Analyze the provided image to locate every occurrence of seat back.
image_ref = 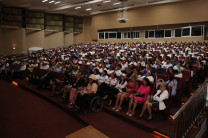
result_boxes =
[181,70,191,81]
[149,82,156,95]
[157,74,168,81]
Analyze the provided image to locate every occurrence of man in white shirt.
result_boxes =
[138,58,146,67]
[140,71,154,82]
[40,62,49,70]
[162,59,173,70]
[115,65,122,77]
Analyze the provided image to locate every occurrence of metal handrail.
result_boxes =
[172,80,208,120]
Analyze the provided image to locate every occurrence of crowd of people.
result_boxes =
[0,41,208,119]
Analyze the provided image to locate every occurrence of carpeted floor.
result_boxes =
[0,79,85,138]
[0,79,155,138]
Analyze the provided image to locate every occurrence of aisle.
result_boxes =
[0,79,85,138]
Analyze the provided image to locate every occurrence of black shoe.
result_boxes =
[138,116,143,119]
[147,117,153,121]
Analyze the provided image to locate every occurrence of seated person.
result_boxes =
[67,73,85,107]
[142,64,152,75]
[98,70,108,85]
[162,59,173,70]
[138,83,169,120]
[54,63,62,73]
[173,62,183,73]
[109,74,127,110]
[151,65,164,75]
[139,71,154,82]
[37,68,53,90]
[103,73,118,105]
[113,75,138,112]
[156,73,177,96]
[50,73,69,97]
[75,75,98,111]
[93,69,100,81]
[126,78,151,117]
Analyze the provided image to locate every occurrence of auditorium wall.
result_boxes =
[0,28,74,56]
[77,0,208,43]
[0,28,25,56]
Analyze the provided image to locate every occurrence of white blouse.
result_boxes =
[115,81,127,92]
[108,77,118,86]
[99,75,108,84]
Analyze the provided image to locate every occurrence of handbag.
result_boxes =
[135,94,145,97]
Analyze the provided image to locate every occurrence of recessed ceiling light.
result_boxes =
[113,2,121,5]
[42,0,48,2]
[49,1,55,3]
[55,1,61,4]
[103,0,111,3]
[75,7,81,9]
[86,8,92,11]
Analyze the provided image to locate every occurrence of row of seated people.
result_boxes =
[31,66,179,120]
[31,62,192,102]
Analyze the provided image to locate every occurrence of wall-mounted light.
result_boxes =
[12,42,16,50]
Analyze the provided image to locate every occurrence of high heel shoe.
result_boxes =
[112,106,117,110]
[126,110,131,115]
[147,117,153,121]
[138,115,143,119]
[108,100,112,106]
[116,107,122,112]
[129,111,135,117]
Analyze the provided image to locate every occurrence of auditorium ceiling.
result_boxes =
[0,0,185,16]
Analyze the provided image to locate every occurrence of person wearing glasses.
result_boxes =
[138,83,169,121]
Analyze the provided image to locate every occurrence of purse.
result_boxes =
[135,94,145,97]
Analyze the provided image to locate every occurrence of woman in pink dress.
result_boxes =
[126,78,151,117]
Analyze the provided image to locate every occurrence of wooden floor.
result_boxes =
[66,125,109,138]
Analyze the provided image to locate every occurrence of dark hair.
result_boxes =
[185,62,192,69]
[143,77,151,86]
[94,69,99,74]
[90,80,97,85]
[173,69,178,74]
[119,75,126,85]
[103,70,107,75]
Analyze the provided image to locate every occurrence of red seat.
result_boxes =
[157,74,168,81]
[174,77,183,103]
[181,70,191,94]
[149,82,155,96]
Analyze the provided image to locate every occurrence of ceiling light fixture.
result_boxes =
[75,7,81,9]
[86,8,92,11]
[103,0,111,3]
[49,1,55,3]
[113,2,121,5]
[55,1,61,4]
[42,0,48,2]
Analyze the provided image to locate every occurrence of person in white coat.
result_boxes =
[138,83,169,120]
